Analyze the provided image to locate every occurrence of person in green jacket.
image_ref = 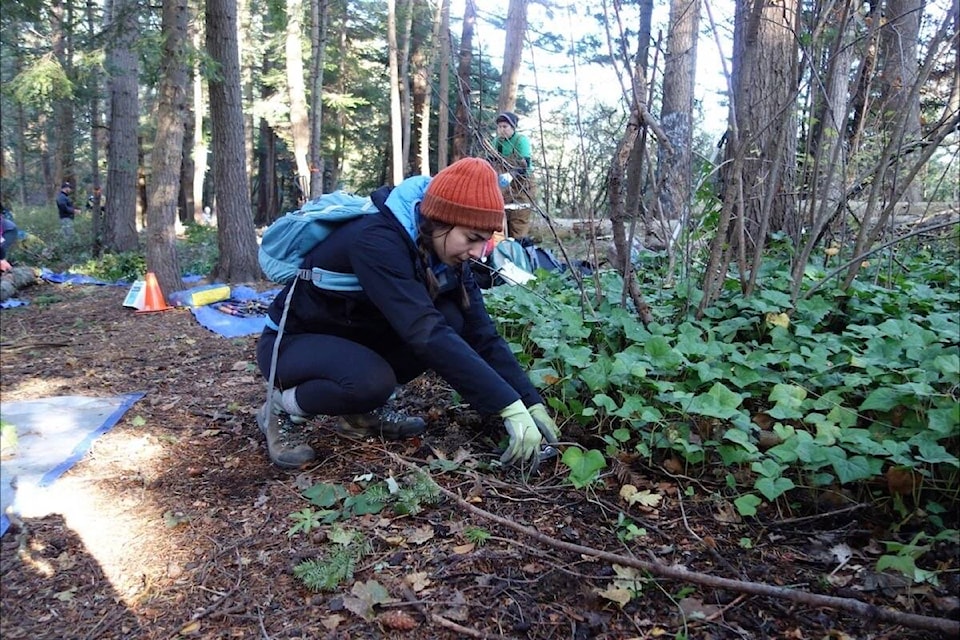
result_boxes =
[493,112,535,240]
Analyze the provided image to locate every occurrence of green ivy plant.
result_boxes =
[484,248,959,547]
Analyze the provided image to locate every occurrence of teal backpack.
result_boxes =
[258,191,379,413]
[258,191,379,290]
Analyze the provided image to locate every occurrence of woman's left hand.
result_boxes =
[528,403,560,443]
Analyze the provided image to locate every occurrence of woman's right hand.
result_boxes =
[499,399,541,469]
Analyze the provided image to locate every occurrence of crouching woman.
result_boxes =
[255,158,560,470]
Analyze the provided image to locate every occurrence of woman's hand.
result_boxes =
[527,403,560,443]
[499,400,541,469]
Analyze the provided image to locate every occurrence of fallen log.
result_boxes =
[0,266,40,302]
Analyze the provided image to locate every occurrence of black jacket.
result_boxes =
[266,183,542,415]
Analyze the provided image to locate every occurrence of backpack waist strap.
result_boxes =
[298,267,363,292]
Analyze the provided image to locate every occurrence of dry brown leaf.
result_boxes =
[178,620,201,635]
[405,572,431,592]
[886,466,921,496]
[321,613,344,630]
[406,525,434,545]
[662,456,684,475]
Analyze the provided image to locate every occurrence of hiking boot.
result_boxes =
[257,399,316,469]
[336,407,427,440]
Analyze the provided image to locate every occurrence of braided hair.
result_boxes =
[416,214,471,309]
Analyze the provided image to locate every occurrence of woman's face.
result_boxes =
[496,121,515,139]
[430,225,493,267]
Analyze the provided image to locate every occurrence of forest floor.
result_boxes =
[1,274,958,640]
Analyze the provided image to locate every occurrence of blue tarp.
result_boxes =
[0,393,145,537]
[190,285,280,338]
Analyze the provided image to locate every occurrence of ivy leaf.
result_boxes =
[734,493,762,517]
[913,440,960,467]
[686,383,744,420]
[767,383,807,420]
[927,404,960,437]
[859,387,904,411]
[561,448,607,489]
[755,476,795,501]
[832,454,882,484]
[303,482,349,508]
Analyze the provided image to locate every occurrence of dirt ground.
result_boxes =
[1,278,957,640]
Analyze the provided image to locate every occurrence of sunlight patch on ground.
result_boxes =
[14,427,181,604]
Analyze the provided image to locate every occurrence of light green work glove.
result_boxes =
[528,403,560,444]
[499,399,541,468]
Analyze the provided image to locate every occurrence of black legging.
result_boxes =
[256,297,465,417]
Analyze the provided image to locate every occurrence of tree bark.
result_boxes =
[398,0,414,172]
[51,0,75,189]
[192,23,207,224]
[307,0,329,197]
[286,0,310,201]
[388,0,404,184]
[657,0,700,244]
[452,0,476,162]
[85,0,105,256]
[879,0,922,203]
[498,0,528,113]
[720,0,800,295]
[256,51,279,226]
[104,0,141,253]
[437,0,451,170]
[145,0,188,299]
[206,0,261,282]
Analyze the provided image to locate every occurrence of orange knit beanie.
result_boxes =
[421,158,504,232]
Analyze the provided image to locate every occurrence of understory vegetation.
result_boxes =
[482,230,959,586]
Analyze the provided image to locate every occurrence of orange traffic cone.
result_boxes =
[136,272,173,313]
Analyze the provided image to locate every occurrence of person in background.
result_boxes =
[255,157,560,470]
[0,225,11,273]
[56,181,81,238]
[492,111,535,240]
[86,186,105,215]
[0,202,17,270]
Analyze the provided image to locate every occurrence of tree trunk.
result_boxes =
[437,0,451,170]
[328,17,348,192]
[417,0,446,176]
[256,116,278,226]
[192,23,207,224]
[307,0,329,197]
[286,0,310,201]
[790,1,856,297]
[104,0,141,253]
[256,51,280,226]
[656,0,700,247]
[624,0,654,228]
[388,0,404,184]
[879,0,922,203]
[719,0,800,295]
[146,0,188,299]
[180,99,196,225]
[398,0,414,172]
[498,0,528,112]
[452,0,477,162]
[239,0,255,205]
[51,0,75,188]
[206,0,261,282]
[85,0,105,256]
